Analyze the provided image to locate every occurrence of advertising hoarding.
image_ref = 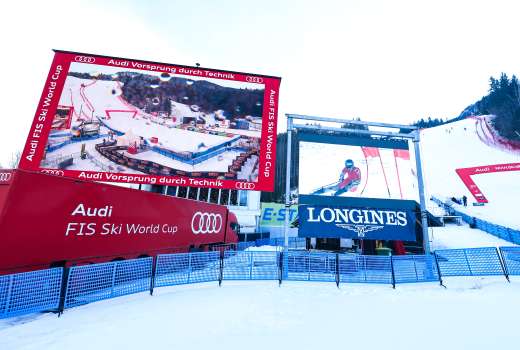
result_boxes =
[260,202,297,227]
[298,204,416,241]
[19,51,281,191]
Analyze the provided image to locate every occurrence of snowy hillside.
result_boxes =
[420,116,520,229]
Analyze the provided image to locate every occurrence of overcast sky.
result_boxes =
[1,0,519,166]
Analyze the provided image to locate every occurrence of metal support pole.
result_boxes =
[413,131,431,254]
[433,252,446,288]
[390,255,396,289]
[335,253,340,288]
[150,257,157,295]
[284,116,293,253]
[278,251,283,286]
[496,247,510,283]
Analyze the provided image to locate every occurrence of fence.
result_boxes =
[0,268,62,319]
[431,196,520,244]
[3,246,520,320]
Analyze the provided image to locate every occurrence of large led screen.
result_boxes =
[20,51,281,191]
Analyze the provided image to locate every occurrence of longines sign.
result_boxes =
[298,205,416,241]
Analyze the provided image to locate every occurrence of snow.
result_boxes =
[420,117,520,229]
[430,224,516,250]
[1,279,520,350]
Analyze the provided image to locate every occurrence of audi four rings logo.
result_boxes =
[0,173,11,182]
[235,182,256,190]
[41,169,64,176]
[191,212,223,234]
[74,56,95,63]
[246,76,263,83]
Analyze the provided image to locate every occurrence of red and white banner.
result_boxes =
[19,50,281,191]
[456,162,520,203]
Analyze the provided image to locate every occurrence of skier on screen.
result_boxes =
[334,159,361,196]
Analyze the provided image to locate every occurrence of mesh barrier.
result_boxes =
[222,251,280,280]
[155,252,220,287]
[431,196,518,246]
[338,255,393,284]
[0,268,62,319]
[499,247,520,276]
[64,258,152,308]
[392,255,439,283]
[284,251,336,282]
[435,247,504,277]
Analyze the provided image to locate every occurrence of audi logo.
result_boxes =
[191,212,222,234]
[74,55,95,63]
[246,76,263,84]
[0,172,11,182]
[41,169,64,176]
[235,182,256,190]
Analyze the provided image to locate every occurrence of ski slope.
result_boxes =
[2,280,520,350]
[420,116,520,229]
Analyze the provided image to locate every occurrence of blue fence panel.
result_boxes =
[155,252,220,287]
[435,247,504,277]
[64,258,152,308]
[223,251,253,280]
[188,252,221,283]
[338,255,393,284]
[237,241,256,251]
[309,252,336,282]
[284,251,311,281]
[392,255,439,283]
[155,253,190,286]
[509,230,520,244]
[251,252,280,280]
[0,268,62,319]
[500,247,520,276]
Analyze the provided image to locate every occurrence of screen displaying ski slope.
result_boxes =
[19,51,281,191]
[298,141,418,200]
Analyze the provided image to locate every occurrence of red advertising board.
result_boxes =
[19,50,281,191]
[455,162,520,203]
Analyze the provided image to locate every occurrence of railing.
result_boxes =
[431,196,520,244]
[2,246,520,319]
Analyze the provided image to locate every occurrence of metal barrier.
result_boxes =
[0,268,62,319]
[284,251,337,282]
[155,252,220,287]
[499,247,520,275]
[64,258,153,308]
[3,244,520,320]
[222,251,280,280]
[392,255,439,283]
[435,247,504,277]
[338,255,393,284]
[431,196,520,245]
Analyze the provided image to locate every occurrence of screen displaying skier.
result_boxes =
[298,141,418,200]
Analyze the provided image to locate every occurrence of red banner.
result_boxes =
[455,162,520,203]
[19,51,281,191]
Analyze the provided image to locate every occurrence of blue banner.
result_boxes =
[298,204,417,241]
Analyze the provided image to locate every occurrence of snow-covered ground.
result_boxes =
[430,223,516,250]
[420,117,520,229]
[2,279,520,350]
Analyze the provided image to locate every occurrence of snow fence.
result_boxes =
[3,246,520,319]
